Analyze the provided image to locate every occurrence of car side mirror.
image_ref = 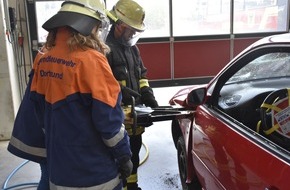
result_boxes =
[187,87,206,107]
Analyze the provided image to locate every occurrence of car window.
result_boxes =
[227,52,290,84]
[216,48,290,148]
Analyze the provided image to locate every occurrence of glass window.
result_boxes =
[34,0,289,41]
[234,0,289,33]
[106,0,170,37]
[35,1,63,43]
[227,52,290,83]
[172,0,231,36]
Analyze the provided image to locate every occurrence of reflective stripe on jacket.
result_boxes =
[7,52,46,163]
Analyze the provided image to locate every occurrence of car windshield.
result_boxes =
[227,52,290,84]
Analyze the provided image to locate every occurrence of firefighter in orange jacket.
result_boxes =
[106,1,159,189]
[8,0,132,189]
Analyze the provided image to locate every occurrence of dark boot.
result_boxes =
[127,183,141,190]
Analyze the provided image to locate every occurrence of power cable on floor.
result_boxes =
[2,142,149,190]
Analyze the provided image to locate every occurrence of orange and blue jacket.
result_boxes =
[8,49,47,163]
[8,28,131,189]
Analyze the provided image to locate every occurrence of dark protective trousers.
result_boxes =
[124,134,142,190]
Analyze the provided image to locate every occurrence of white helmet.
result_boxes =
[43,0,109,36]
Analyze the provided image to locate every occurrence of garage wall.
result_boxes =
[173,39,231,78]
[0,0,31,140]
[234,38,261,55]
[0,0,17,140]
[138,42,171,80]
[138,37,261,82]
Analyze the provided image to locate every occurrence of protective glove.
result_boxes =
[121,85,141,106]
[140,86,159,108]
[119,158,133,179]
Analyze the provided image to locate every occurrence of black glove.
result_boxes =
[140,86,159,108]
[119,158,133,179]
[121,85,141,105]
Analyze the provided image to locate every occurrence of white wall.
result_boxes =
[0,0,30,140]
[0,0,15,140]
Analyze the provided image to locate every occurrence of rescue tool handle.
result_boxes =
[130,96,137,135]
[121,85,141,98]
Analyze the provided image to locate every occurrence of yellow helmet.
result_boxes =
[43,0,108,36]
[109,0,145,32]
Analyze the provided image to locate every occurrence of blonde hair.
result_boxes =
[44,25,110,55]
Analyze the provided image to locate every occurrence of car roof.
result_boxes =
[251,33,290,48]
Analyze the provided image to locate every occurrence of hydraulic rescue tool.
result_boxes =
[121,86,193,134]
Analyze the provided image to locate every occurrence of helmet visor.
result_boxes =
[42,12,100,36]
[98,17,110,41]
[119,23,142,47]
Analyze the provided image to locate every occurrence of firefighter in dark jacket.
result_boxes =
[106,0,159,189]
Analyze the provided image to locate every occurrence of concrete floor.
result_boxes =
[0,86,187,190]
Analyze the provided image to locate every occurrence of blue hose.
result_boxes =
[2,160,38,190]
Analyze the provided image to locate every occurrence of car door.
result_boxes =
[191,45,290,190]
[192,104,290,190]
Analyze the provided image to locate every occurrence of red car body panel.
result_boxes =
[170,33,290,190]
[172,93,290,189]
[193,105,290,189]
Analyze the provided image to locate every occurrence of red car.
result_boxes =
[169,33,290,190]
